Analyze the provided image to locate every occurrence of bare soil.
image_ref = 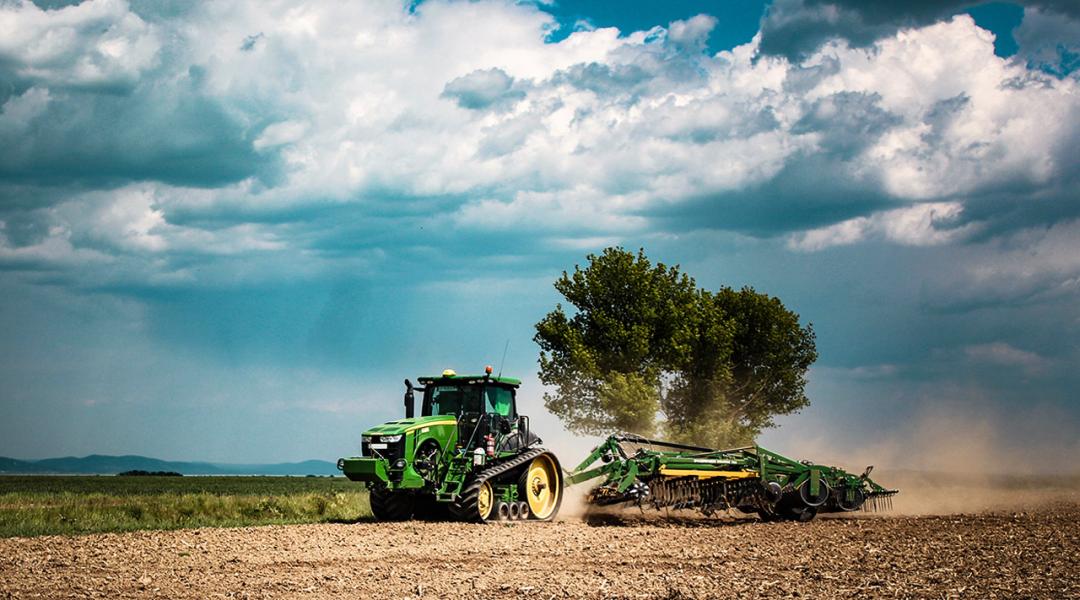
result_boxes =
[2,504,1078,599]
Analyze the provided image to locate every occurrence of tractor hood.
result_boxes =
[363,414,457,436]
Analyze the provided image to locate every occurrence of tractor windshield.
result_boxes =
[425,385,484,416]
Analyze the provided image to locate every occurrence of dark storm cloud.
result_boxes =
[757,0,972,61]
[0,86,276,189]
[644,156,895,237]
[1013,6,1080,75]
[0,4,283,194]
[758,0,1080,61]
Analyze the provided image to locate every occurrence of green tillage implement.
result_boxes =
[567,434,897,521]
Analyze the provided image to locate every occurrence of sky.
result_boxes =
[1,0,1078,472]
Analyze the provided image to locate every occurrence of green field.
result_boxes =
[0,476,371,538]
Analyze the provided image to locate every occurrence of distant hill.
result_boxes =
[0,455,339,476]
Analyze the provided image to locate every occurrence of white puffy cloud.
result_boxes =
[0,0,160,89]
[666,14,717,53]
[789,202,976,251]
[808,17,1079,200]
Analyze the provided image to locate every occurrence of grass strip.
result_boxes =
[0,476,371,537]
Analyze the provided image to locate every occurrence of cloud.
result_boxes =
[789,202,975,251]
[963,342,1051,375]
[0,0,161,91]
[441,68,525,110]
[665,14,717,54]
[757,0,1080,62]
[1014,6,1080,76]
[791,91,900,158]
[0,1,1076,307]
[253,120,309,152]
[922,218,1080,310]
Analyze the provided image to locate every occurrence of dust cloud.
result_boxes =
[555,479,594,521]
[775,402,1080,516]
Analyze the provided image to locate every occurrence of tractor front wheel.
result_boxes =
[369,487,415,521]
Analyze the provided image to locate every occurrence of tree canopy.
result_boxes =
[535,247,817,448]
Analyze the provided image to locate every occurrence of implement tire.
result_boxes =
[369,488,415,521]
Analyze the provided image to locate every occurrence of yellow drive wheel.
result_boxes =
[477,481,494,521]
[523,453,562,520]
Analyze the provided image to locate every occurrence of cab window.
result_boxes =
[485,386,514,417]
[428,385,483,416]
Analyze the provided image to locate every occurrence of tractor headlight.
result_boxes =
[380,434,403,443]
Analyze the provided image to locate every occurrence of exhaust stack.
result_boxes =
[403,379,415,419]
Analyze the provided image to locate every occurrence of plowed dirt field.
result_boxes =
[2,503,1078,599]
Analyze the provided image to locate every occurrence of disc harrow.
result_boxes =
[568,434,898,522]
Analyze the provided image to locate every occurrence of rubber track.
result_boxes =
[449,447,549,523]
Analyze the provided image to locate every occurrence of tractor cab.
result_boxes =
[414,369,523,451]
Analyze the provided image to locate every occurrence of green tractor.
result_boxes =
[337,368,563,522]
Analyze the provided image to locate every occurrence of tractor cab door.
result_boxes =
[486,385,536,451]
[424,384,487,448]
[484,385,515,420]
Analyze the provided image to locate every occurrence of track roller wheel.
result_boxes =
[520,452,562,520]
[369,487,415,521]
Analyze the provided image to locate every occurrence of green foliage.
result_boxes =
[0,476,370,538]
[595,372,661,435]
[536,247,817,448]
[536,248,697,436]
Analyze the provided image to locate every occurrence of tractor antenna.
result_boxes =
[497,339,510,379]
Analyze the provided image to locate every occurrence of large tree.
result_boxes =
[535,247,817,448]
